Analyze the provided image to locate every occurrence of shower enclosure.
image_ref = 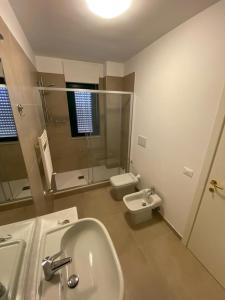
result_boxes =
[0,60,31,204]
[39,85,133,192]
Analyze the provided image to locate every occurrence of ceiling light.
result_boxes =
[86,0,132,19]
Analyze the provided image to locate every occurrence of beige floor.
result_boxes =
[54,186,225,300]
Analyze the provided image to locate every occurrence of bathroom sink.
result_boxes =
[61,218,124,300]
[0,219,36,300]
[37,218,124,300]
[0,240,25,300]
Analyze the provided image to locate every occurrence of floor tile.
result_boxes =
[53,187,225,300]
[54,192,84,212]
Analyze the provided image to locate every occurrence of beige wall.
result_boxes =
[104,61,124,77]
[36,56,104,83]
[36,57,124,82]
[125,0,225,236]
[0,17,49,215]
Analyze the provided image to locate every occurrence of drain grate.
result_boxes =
[22,186,30,191]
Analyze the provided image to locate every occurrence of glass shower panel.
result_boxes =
[39,84,133,191]
[40,86,90,191]
[0,147,30,203]
[0,182,13,203]
[86,91,109,183]
[120,94,132,172]
[0,59,32,204]
[87,92,132,184]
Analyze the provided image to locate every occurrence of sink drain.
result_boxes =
[58,219,70,225]
[67,274,79,289]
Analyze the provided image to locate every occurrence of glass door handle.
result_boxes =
[210,179,224,190]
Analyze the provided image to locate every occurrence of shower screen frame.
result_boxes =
[38,87,134,190]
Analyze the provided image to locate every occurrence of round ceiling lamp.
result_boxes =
[86,0,133,19]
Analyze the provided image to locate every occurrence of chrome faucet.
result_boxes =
[146,187,155,197]
[42,251,72,281]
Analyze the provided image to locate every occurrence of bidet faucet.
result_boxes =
[42,251,72,281]
[146,187,155,198]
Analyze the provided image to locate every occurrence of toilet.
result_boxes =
[110,173,140,200]
[123,189,162,224]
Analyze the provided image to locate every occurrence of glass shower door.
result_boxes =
[39,84,133,190]
[87,92,131,184]
[0,181,13,203]
[39,80,91,191]
[85,90,105,184]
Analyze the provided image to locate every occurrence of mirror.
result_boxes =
[0,59,31,204]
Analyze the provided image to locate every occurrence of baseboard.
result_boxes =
[159,212,183,240]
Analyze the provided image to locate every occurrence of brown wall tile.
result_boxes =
[0,142,27,181]
[123,72,135,92]
[0,17,50,216]
[38,72,107,172]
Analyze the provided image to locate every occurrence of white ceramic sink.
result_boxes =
[37,218,124,300]
[0,240,25,300]
[61,218,124,300]
[0,219,36,300]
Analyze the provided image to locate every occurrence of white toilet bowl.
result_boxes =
[110,173,140,200]
[123,189,162,224]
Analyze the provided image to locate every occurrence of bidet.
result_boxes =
[123,189,162,224]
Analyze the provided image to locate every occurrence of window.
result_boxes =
[66,82,100,137]
[0,78,18,142]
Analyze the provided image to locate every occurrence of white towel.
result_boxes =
[38,129,53,190]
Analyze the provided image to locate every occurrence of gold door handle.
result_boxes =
[210,179,224,190]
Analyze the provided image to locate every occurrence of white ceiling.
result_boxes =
[9,0,219,62]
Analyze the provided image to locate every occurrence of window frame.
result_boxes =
[66,82,100,137]
[0,77,18,142]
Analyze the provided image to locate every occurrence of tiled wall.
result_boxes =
[0,17,51,216]
[38,72,106,172]
[37,73,134,173]
[0,142,27,181]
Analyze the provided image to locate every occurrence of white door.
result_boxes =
[188,121,225,288]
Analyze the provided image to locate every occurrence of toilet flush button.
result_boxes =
[183,167,194,178]
[138,135,147,148]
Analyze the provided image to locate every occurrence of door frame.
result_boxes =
[183,84,225,245]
